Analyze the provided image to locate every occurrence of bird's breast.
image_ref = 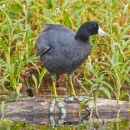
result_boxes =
[41,42,91,74]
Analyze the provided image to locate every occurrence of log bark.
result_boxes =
[0,97,130,124]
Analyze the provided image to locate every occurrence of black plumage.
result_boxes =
[36,21,105,75]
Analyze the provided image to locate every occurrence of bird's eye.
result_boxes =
[94,24,97,27]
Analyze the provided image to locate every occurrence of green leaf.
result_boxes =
[39,68,47,81]
[32,74,38,88]
[86,64,97,77]
[12,19,24,32]
[24,55,37,63]
[1,101,6,115]
[121,24,130,38]
[14,0,23,7]
[72,6,89,16]
[64,12,71,27]
[5,109,30,116]
[84,79,94,86]
[27,10,32,23]
[89,88,97,94]
[98,74,104,82]
[100,81,114,92]
[111,62,123,70]
[8,5,23,13]
[78,100,89,117]
[30,4,43,9]
[112,51,119,65]
[119,92,127,100]
[99,87,111,99]
[43,8,54,23]
[122,39,130,50]
[103,53,112,64]
[0,39,8,53]
[12,34,20,41]
[46,0,53,9]
[0,9,12,26]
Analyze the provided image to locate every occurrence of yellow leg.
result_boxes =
[51,75,57,97]
[68,74,76,96]
[50,75,66,115]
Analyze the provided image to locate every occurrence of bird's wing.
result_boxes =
[35,25,51,56]
[35,38,51,56]
[35,37,51,56]
[35,24,75,55]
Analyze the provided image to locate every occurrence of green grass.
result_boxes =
[0,0,130,121]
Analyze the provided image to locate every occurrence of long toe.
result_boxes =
[64,95,93,103]
[49,98,56,114]
[49,97,67,115]
[76,96,93,102]
[57,100,66,115]
[64,96,75,103]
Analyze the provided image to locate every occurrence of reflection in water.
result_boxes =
[2,119,129,130]
[0,119,130,130]
[49,112,90,128]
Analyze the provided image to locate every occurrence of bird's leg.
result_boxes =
[65,74,92,103]
[49,74,66,115]
[64,74,77,102]
[49,74,57,114]
[68,74,76,96]
[51,74,58,98]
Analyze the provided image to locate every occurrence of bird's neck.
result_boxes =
[75,29,90,43]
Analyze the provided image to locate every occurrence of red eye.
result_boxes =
[94,24,97,27]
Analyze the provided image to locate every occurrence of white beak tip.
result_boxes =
[98,26,106,37]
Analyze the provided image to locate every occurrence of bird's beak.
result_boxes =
[98,26,106,37]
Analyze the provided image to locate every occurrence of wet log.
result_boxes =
[0,97,130,124]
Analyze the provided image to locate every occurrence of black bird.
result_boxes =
[35,21,105,113]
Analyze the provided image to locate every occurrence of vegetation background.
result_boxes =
[0,0,130,105]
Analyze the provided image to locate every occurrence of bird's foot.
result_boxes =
[64,95,93,103]
[76,95,93,102]
[49,112,66,127]
[49,97,66,115]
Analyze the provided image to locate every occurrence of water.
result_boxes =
[0,119,130,130]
